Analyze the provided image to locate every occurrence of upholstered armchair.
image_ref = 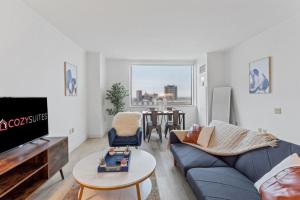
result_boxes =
[108,112,142,147]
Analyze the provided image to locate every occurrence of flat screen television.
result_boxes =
[0,97,48,153]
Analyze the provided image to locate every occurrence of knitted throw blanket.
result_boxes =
[173,120,278,156]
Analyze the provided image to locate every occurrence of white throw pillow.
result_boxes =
[254,153,300,191]
[112,112,141,136]
[197,127,215,147]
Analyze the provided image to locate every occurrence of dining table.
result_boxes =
[141,110,186,141]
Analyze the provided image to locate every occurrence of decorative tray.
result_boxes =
[97,149,131,173]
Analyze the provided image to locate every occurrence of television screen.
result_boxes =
[0,97,48,153]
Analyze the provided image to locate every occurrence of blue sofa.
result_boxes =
[170,131,300,200]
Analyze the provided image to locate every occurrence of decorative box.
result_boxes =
[98,150,131,173]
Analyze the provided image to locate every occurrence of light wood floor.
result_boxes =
[30,135,196,200]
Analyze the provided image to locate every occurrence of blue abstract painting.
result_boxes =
[249,57,270,94]
[64,62,77,96]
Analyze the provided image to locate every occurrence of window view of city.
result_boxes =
[131,65,193,106]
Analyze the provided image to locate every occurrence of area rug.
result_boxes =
[63,173,160,200]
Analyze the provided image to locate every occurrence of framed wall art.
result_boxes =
[64,62,78,96]
[249,57,270,94]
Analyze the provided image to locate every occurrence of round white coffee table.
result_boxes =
[73,149,156,200]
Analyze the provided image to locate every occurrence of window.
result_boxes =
[131,64,193,106]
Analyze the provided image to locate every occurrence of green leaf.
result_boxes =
[105,83,129,116]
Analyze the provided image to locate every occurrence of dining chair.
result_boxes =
[166,107,173,121]
[146,111,162,143]
[164,110,181,138]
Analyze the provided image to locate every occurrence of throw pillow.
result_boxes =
[254,153,300,191]
[259,166,300,200]
[197,127,215,147]
[183,124,201,144]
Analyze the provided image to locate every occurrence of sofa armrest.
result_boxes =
[108,128,117,147]
[170,130,187,144]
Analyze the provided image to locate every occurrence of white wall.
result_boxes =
[195,55,208,126]
[105,59,199,130]
[99,54,107,135]
[0,0,88,151]
[207,52,227,123]
[225,14,300,144]
[87,52,107,138]
[195,52,227,126]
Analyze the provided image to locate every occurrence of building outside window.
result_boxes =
[131,64,193,106]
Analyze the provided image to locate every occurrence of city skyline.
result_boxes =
[131,65,192,98]
[135,85,177,98]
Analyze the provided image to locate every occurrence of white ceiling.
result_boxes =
[24,0,300,60]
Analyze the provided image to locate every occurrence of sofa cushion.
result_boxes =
[186,167,260,200]
[220,155,239,167]
[234,140,300,182]
[170,143,227,175]
[113,135,138,145]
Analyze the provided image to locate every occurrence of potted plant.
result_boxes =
[105,83,129,116]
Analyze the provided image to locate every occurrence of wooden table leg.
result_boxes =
[78,185,84,200]
[182,114,185,129]
[59,169,64,180]
[143,114,146,141]
[136,183,142,200]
